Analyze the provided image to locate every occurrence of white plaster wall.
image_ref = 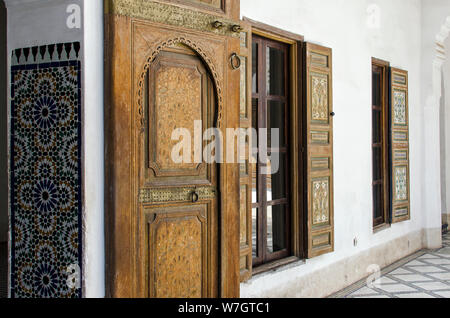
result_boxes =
[421,0,450,238]
[4,0,105,297]
[82,0,104,298]
[240,0,433,297]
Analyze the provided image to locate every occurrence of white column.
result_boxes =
[83,0,105,298]
[445,38,450,225]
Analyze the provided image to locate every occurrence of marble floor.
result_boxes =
[332,232,450,298]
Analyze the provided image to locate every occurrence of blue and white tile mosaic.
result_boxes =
[10,42,82,298]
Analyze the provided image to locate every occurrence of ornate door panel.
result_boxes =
[141,46,219,298]
[105,0,241,298]
[144,203,215,298]
[145,48,214,186]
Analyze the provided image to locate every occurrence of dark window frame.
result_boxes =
[252,34,292,267]
[243,16,306,274]
[372,58,390,229]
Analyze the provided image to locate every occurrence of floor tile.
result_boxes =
[330,234,450,298]
[407,266,446,273]
[353,295,390,298]
[394,292,435,298]
[418,254,439,260]
[377,284,418,293]
[434,290,450,297]
[427,272,450,280]
[391,274,433,282]
[411,281,450,291]
[422,258,450,265]
[405,260,427,266]
[390,268,413,275]
[436,248,450,256]
[374,277,397,285]
[349,286,379,296]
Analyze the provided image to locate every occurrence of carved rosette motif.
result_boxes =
[311,73,329,122]
[395,167,408,201]
[312,178,330,225]
[137,37,224,130]
[394,90,407,125]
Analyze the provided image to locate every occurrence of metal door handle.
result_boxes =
[192,191,199,203]
[230,53,241,70]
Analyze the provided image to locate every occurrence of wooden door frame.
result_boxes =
[242,17,307,272]
[104,1,240,298]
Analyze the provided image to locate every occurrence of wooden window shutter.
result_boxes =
[238,21,253,282]
[389,68,410,223]
[304,43,334,258]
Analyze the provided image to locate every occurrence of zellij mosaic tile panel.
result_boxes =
[10,43,82,298]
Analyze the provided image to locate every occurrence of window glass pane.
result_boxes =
[266,153,286,201]
[252,99,258,130]
[252,99,258,204]
[373,185,383,219]
[373,147,382,181]
[267,100,286,148]
[252,208,258,258]
[372,110,382,143]
[252,165,258,204]
[266,46,285,96]
[252,42,258,94]
[267,204,287,254]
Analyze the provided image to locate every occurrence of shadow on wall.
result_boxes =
[0,0,7,244]
[441,70,447,227]
[0,0,7,299]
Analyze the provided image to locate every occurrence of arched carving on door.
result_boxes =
[135,37,222,298]
[136,37,225,129]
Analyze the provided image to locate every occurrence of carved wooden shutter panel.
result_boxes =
[305,43,334,258]
[238,21,253,281]
[389,68,410,223]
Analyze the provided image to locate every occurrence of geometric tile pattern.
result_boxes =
[10,43,82,298]
[335,232,450,298]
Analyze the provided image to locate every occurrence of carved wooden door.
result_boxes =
[142,46,219,298]
[105,0,241,298]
